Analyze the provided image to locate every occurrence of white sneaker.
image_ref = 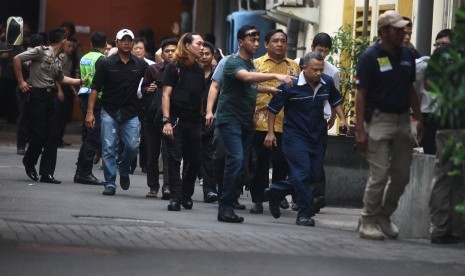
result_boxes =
[359,222,385,241]
[377,216,399,239]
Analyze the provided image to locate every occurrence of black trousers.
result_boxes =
[23,88,60,175]
[250,131,288,203]
[57,85,74,143]
[421,113,437,155]
[143,114,165,191]
[76,94,101,173]
[0,78,18,123]
[164,119,202,202]
[16,87,29,150]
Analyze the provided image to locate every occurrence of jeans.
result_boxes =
[100,109,140,189]
[218,121,253,213]
[212,127,225,196]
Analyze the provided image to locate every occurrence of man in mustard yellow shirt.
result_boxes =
[249,29,300,214]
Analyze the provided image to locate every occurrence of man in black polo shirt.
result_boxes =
[85,29,148,196]
[355,10,424,241]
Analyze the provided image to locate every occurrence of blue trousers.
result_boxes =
[217,121,253,213]
[270,136,323,218]
[100,109,140,189]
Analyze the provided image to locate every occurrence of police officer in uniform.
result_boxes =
[13,28,86,183]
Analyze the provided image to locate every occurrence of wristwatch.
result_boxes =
[162,117,170,125]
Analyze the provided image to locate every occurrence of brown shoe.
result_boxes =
[146,191,158,198]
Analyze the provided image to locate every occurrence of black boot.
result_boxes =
[74,166,103,185]
[249,202,263,214]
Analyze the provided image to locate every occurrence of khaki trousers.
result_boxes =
[362,111,413,220]
[429,129,465,236]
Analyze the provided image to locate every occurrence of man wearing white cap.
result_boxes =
[85,29,148,196]
[354,10,424,240]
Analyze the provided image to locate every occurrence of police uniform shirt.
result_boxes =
[16,46,64,89]
[356,42,415,114]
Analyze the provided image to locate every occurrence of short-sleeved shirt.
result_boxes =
[322,60,340,119]
[253,54,300,133]
[215,54,257,128]
[211,55,230,84]
[91,53,148,120]
[16,45,64,88]
[356,42,415,114]
[267,72,342,144]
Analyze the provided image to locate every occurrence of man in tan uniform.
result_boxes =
[13,28,85,184]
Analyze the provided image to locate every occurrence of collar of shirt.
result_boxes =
[109,53,138,64]
[262,53,292,65]
[374,41,404,57]
[296,71,326,86]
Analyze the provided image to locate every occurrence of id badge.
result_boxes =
[377,57,393,72]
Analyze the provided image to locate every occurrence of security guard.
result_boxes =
[264,52,347,227]
[73,31,107,185]
[13,28,86,184]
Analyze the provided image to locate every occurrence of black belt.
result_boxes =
[33,87,55,92]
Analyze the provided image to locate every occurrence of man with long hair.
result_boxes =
[162,32,205,211]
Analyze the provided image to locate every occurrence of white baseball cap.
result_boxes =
[115,29,134,40]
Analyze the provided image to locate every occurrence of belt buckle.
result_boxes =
[46,87,51,92]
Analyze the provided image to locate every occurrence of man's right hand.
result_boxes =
[205,112,214,128]
[263,132,277,149]
[146,81,157,94]
[276,74,295,88]
[85,112,95,129]
[18,80,31,93]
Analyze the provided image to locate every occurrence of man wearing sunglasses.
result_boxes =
[215,25,294,223]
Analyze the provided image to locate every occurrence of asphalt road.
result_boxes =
[0,141,464,276]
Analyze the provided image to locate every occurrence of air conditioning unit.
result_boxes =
[265,0,319,25]
[266,0,305,10]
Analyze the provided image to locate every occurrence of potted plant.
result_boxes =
[328,25,370,135]
[427,6,465,215]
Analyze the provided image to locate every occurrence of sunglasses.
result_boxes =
[240,31,260,39]
[433,42,449,48]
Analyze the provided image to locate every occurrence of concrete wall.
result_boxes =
[325,135,368,207]
[392,154,435,238]
[325,136,464,239]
